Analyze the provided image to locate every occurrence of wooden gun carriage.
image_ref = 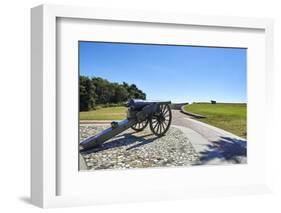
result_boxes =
[79,99,172,151]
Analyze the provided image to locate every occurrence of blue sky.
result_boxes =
[79,41,247,103]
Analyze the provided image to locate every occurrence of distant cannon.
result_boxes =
[79,99,172,151]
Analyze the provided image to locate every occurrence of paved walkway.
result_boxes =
[171,110,247,165]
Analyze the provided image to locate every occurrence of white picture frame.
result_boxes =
[31,4,274,208]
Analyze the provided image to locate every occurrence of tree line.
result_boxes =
[80,75,146,111]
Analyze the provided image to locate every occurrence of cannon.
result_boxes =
[79,99,172,152]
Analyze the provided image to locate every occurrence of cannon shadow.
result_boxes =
[199,136,247,164]
[81,132,158,154]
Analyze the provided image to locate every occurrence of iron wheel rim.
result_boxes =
[149,104,172,136]
[131,119,149,132]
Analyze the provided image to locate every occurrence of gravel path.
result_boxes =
[80,124,200,170]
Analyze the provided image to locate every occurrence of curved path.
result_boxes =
[171,110,247,165]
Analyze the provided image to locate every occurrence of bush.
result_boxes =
[97,103,127,108]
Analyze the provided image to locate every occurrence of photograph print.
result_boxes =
[79,41,247,171]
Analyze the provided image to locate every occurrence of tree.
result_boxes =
[79,75,146,111]
[113,85,129,103]
[92,77,112,104]
[79,76,96,111]
[128,84,146,100]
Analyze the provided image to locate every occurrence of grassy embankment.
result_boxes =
[80,106,127,120]
[184,103,247,138]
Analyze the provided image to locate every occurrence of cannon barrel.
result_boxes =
[80,119,136,151]
[128,99,171,110]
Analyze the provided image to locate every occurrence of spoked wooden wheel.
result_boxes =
[149,104,172,136]
[131,119,149,132]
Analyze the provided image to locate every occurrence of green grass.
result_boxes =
[80,106,127,120]
[184,103,247,138]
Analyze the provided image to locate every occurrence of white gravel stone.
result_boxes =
[80,124,200,170]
